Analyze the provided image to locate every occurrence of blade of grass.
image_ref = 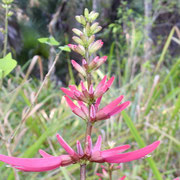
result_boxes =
[155,27,175,73]
[122,111,163,180]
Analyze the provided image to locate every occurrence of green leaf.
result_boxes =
[38,36,60,46]
[59,45,71,52]
[0,53,17,79]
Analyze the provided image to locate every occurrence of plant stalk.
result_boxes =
[80,164,86,180]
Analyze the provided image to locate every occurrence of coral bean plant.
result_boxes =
[0,9,160,179]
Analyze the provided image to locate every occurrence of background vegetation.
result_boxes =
[0,0,179,179]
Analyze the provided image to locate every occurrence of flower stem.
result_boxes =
[3,5,9,57]
[109,169,112,180]
[80,164,86,180]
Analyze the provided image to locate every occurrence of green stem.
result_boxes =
[3,6,9,57]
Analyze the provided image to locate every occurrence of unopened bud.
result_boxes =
[90,105,96,120]
[2,0,13,4]
[80,15,86,26]
[71,60,86,77]
[88,56,99,70]
[87,35,95,45]
[75,16,81,23]
[68,44,77,51]
[90,22,99,32]
[7,11,13,17]
[76,45,85,56]
[93,26,102,34]
[88,40,103,54]
[72,36,84,45]
[84,8,89,19]
[80,33,87,46]
[72,28,83,36]
[85,23,91,36]
[89,11,99,22]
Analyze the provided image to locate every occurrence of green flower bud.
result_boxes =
[2,0,13,4]
[72,28,83,36]
[72,36,84,45]
[75,16,81,24]
[87,35,95,45]
[7,11,13,17]
[80,15,86,26]
[85,23,91,36]
[84,8,89,19]
[90,22,99,32]
[93,26,102,34]
[89,11,99,22]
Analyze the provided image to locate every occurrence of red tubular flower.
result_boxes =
[0,135,160,172]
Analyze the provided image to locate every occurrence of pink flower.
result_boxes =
[61,76,114,103]
[0,135,160,172]
[63,94,130,122]
[174,178,180,180]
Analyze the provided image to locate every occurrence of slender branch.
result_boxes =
[3,6,9,57]
[10,52,61,139]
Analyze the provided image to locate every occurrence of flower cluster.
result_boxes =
[0,134,160,172]
[0,8,160,179]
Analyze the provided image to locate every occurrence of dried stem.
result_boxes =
[10,51,61,139]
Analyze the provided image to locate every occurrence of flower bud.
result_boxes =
[80,15,86,26]
[88,56,99,70]
[76,45,85,56]
[88,40,103,54]
[71,60,86,76]
[90,22,99,32]
[72,28,83,36]
[75,16,81,23]
[72,36,84,45]
[87,35,95,45]
[85,23,91,36]
[93,26,102,34]
[80,33,87,46]
[68,44,77,51]
[89,11,99,22]
[84,8,89,19]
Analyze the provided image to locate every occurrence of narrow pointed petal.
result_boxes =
[64,96,77,110]
[0,154,62,172]
[105,76,115,90]
[103,141,160,163]
[56,134,77,158]
[78,101,89,116]
[95,96,102,111]
[61,88,74,98]
[69,85,78,91]
[76,141,84,156]
[101,145,131,158]
[95,76,107,94]
[97,95,124,116]
[109,101,130,116]
[64,96,86,119]
[39,150,53,158]
[92,136,102,152]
